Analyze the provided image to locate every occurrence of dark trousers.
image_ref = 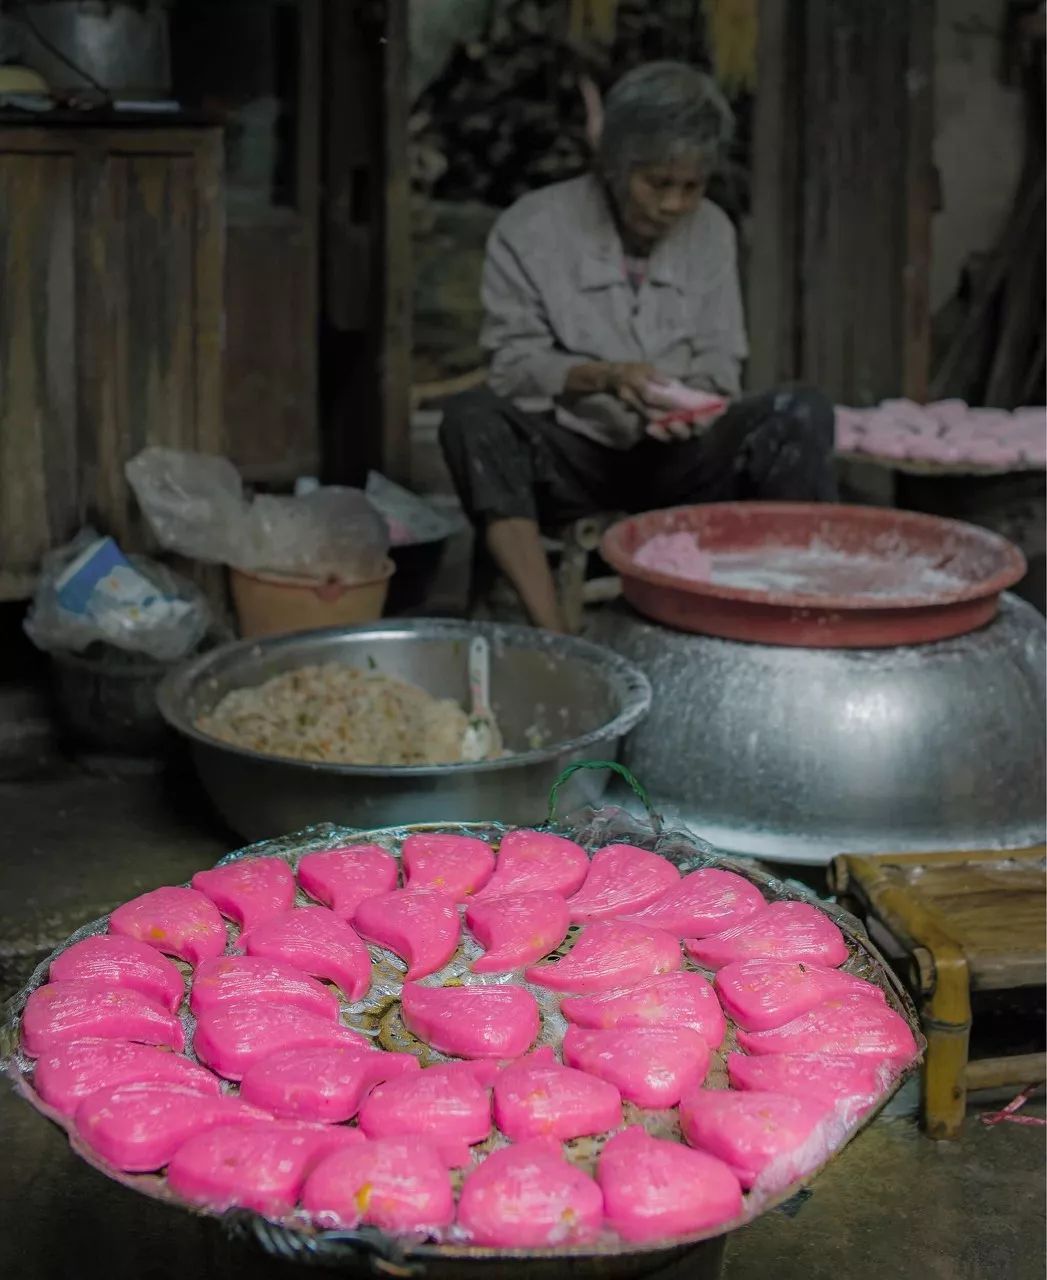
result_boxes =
[439,386,838,530]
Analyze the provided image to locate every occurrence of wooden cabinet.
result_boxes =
[0,119,224,599]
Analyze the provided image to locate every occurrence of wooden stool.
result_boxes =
[830,846,1047,1140]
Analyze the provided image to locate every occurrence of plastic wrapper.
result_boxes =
[365,470,465,546]
[125,448,389,581]
[23,529,209,663]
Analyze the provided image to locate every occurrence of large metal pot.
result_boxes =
[157,620,651,838]
[587,594,1046,864]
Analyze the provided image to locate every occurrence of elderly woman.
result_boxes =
[439,61,836,632]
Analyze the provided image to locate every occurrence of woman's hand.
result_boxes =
[604,362,664,411]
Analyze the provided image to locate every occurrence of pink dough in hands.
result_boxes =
[193,1002,368,1081]
[357,1066,492,1165]
[191,857,296,932]
[493,1057,622,1142]
[562,1025,711,1109]
[457,1138,603,1247]
[190,955,340,1021]
[715,958,885,1031]
[525,920,680,993]
[684,901,849,970]
[466,891,570,973]
[240,1044,420,1123]
[401,833,495,900]
[352,889,459,981]
[33,1041,221,1118]
[598,1127,743,1242]
[109,886,227,967]
[21,982,184,1056]
[400,982,539,1058]
[303,1136,455,1235]
[297,845,399,919]
[566,844,680,922]
[561,971,725,1046]
[240,906,372,1002]
[736,992,918,1062]
[474,829,590,900]
[622,868,766,938]
[50,935,185,1012]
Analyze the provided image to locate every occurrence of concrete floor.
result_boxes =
[1,764,1044,1279]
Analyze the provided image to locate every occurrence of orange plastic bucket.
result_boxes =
[229,560,395,638]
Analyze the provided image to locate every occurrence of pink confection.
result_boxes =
[400,982,539,1059]
[168,1121,364,1216]
[74,1082,270,1173]
[714,958,886,1032]
[465,891,570,973]
[240,1044,420,1123]
[727,1051,887,1119]
[474,829,590,900]
[562,1025,710,1109]
[240,906,372,1002]
[401,833,496,900]
[109,886,227,967]
[193,1001,368,1081]
[190,955,340,1021]
[50,935,185,1013]
[561,971,725,1047]
[679,1089,832,1190]
[297,845,399,920]
[632,533,714,582]
[622,868,766,938]
[525,920,680,994]
[357,1066,492,1165]
[566,844,679,922]
[33,1041,221,1118]
[646,379,726,415]
[303,1136,455,1235]
[492,1057,622,1142]
[684,901,849,971]
[352,889,459,981]
[597,1127,743,1242]
[191,857,296,932]
[21,982,185,1057]
[457,1138,603,1247]
[736,992,918,1062]
[426,1059,502,1088]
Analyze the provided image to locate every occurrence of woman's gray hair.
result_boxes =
[596,62,734,204]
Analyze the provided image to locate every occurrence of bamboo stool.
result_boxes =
[830,846,1047,1140]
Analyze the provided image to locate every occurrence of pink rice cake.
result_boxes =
[191,857,296,932]
[492,1055,623,1142]
[400,982,540,1059]
[679,1088,833,1190]
[303,1135,455,1235]
[560,971,725,1047]
[525,920,680,994]
[401,833,496,900]
[239,1043,420,1123]
[465,891,570,974]
[33,1041,222,1118]
[357,1065,492,1165]
[562,1025,711,1109]
[297,845,399,920]
[50,935,185,1013]
[193,1001,368,1081]
[457,1137,603,1247]
[621,868,766,938]
[473,829,590,901]
[352,889,459,981]
[566,844,680,922]
[715,958,886,1032]
[168,1121,365,1217]
[684,901,849,971]
[190,955,340,1021]
[597,1126,743,1242]
[109,886,227,967]
[21,982,184,1057]
[426,1059,502,1088]
[240,906,372,1002]
[736,992,918,1062]
[727,1052,887,1122]
[74,1081,271,1173]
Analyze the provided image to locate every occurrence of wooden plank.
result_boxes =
[965,1054,1047,1091]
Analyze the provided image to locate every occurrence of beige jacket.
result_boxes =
[480,174,748,450]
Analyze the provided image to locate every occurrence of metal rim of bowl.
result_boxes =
[156,618,653,778]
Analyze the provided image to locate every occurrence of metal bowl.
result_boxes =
[587,593,1046,865]
[157,619,651,838]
